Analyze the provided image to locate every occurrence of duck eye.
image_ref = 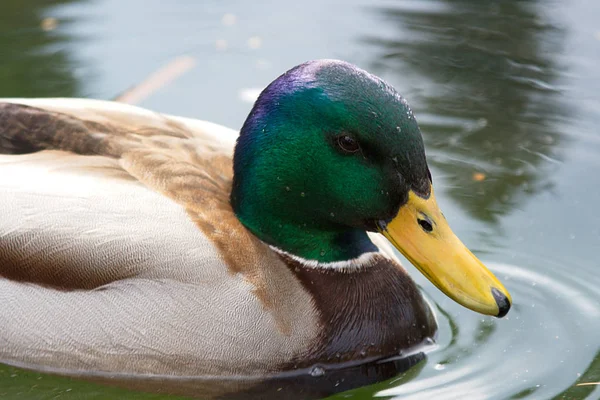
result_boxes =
[336,135,360,154]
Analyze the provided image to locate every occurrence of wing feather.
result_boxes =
[0,99,319,377]
[0,98,236,288]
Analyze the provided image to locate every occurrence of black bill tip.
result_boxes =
[491,287,511,318]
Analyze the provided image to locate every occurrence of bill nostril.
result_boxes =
[418,218,433,233]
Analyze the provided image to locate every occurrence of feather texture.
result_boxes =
[0,99,319,377]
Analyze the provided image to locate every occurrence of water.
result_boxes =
[1,0,599,398]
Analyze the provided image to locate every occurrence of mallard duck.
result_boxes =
[0,60,510,383]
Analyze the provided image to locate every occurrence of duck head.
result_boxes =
[231,60,511,318]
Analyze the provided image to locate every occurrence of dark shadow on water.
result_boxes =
[1,353,427,399]
[552,349,600,400]
[364,1,571,224]
[0,0,85,97]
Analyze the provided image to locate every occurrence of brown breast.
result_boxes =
[278,253,437,368]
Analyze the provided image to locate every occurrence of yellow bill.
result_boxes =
[378,187,511,317]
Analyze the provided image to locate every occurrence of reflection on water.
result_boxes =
[0,352,428,399]
[0,0,84,97]
[1,0,600,398]
[364,1,569,224]
[355,4,600,397]
[368,259,600,400]
[554,350,600,400]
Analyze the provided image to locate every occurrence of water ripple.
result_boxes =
[377,259,600,399]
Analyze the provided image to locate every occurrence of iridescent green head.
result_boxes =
[231,60,429,262]
[231,60,512,317]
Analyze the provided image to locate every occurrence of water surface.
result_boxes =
[1,0,599,398]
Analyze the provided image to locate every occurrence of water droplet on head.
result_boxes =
[215,39,228,51]
[247,36,262,50]
[221,13,237,26]
[309,366,325,377]
[424,337,435,346]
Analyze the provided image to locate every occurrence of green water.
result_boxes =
[1,0,599,398]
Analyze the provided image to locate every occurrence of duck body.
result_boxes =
[0,97,435,379]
